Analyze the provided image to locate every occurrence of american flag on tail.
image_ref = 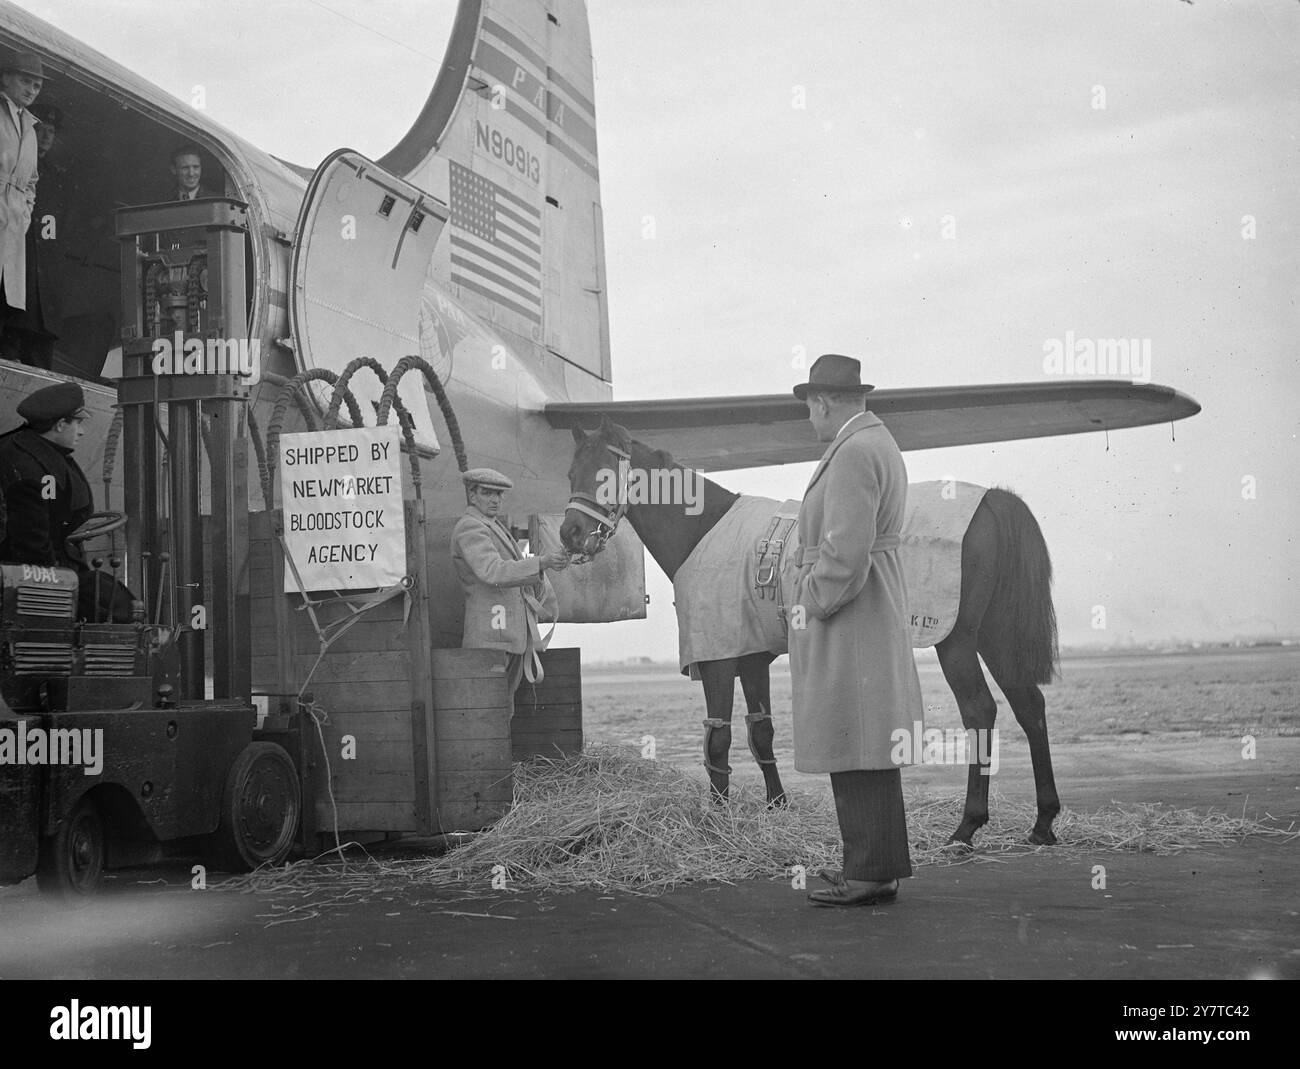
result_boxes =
[448,160,543,325]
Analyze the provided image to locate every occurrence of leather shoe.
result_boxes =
[807,877,899,907]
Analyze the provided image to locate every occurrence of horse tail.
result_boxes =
[979,487,1059,685]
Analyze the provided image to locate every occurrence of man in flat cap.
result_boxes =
[0,380,93,574]
[788,354,923,908]
[450,468,567,694]
[0,52,46,357]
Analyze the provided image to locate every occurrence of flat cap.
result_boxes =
[18,382,86,425]
[462,467,513,490]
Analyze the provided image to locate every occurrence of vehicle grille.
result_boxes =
[12,642,74,674]
[82,644,138,676]
[17,586,75,619]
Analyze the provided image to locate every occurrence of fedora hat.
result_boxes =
[792,354,875,400]
[4,51,47,80]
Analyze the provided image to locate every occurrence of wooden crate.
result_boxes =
[431,648,513,832]
[512,647,583,762]
[247,505,435,835]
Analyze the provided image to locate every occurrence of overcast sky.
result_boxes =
[11,0,1299,659]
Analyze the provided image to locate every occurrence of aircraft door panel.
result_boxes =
[532,514,646,624]
[289,149,449,452]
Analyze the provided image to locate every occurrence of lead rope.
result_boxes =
[520,588,556,685]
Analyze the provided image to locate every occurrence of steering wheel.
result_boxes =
[66,511,127,545]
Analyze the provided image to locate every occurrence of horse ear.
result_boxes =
[599,413,630,448]
[571,426,586,444]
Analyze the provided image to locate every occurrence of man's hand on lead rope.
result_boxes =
[540,549,570,573]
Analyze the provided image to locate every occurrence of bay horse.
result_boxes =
[560,416,1061,848]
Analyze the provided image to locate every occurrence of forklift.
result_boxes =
[0,195,299,898]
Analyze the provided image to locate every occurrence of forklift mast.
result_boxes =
[115,198,253,703]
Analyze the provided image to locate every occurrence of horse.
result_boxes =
[560,415,1062,848]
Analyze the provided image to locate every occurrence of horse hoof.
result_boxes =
[944,837,974,854]
[766,793,789,810]
[1028,828,1057,846]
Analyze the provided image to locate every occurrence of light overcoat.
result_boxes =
[0,100,38,309]
[450,508,557,654]
[789,411,923,772]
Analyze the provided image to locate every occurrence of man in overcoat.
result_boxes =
[0,52,45,348]
[450,468,566,693]
[8,101,64,367]
[789,354,924,907]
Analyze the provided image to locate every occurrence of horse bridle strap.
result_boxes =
[567,442,631,553]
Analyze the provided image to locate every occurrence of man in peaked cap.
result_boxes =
[0,381,136,622]
[0,380,92,569]
[450,467,568,695]
[788,354,924,908]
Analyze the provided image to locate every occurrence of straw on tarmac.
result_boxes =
[1,757,1295,980]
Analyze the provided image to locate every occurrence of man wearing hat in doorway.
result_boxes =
[0,379,93,572]
[789,354,924,907]
[6,100,65,368]
[450,468,568,695]
[0,51,46,357]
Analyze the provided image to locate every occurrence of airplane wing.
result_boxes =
[545,380,1201,471]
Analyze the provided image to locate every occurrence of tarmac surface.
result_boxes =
[1,742,1297,980]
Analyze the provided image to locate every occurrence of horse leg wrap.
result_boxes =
[744,712,778,767]
[702,718,732,776]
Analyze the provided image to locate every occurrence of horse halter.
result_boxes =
[566,440,631,559]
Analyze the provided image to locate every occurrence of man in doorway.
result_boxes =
[155,143,220,252]
[0,51,45,361]
[450,468,566,694]
[166,143,218,201]
[6,101,64,368]
[789,354,924,907]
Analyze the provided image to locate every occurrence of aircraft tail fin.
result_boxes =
[381,0,610,382]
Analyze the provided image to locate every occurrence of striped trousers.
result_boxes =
[829,768,913,881]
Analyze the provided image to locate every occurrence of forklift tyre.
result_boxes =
[36,796,106,900]
[208,742,300,872]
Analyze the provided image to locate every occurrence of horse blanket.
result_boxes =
[673,482,987,675]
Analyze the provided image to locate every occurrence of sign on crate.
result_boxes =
[277,425,406,591]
